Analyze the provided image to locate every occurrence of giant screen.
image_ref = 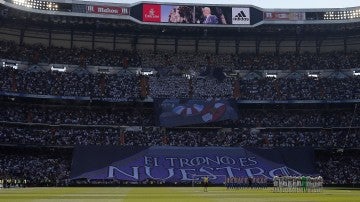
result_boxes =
[142,3,251,25]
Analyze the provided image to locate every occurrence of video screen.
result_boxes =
[194,6,232,25]
[161,5,195,23]
[142,4,251,25]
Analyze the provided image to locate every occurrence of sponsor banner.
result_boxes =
[155,98,238,127]
[264,12,306,21]
[70,146,318,183]
[194,6,232,25]
[86,5,130,15]
[125,126,143,132]
[232,7,251,24]
[86,5,129,15]
[143,4,161,22]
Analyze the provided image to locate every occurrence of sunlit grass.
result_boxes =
[0,187,358,202]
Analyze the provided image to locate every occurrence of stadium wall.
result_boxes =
[1,26,360,53]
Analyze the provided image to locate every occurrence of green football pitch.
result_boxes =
[0,187,359,202]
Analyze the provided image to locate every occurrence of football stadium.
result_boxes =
[0,0,359,201]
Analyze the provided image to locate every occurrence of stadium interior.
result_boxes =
[0,0,359,201]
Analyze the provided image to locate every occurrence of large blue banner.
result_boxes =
[155,99,238,127]
[71,146,317,183]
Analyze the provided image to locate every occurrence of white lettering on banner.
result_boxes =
[144,8,160,19]
[190,157,207,166]
[98,7,118,14]
[87,6,94,12]
[97,155,306,182]
[199,166,218,179]
[268,166,302,178]
[144,156,159,167]
[86,5,129,15]
[107,166,139,179]
[245,167,268,178]
[180,158,192,167]
[165,157,177,167]
[104,165,303,181]
[239,157,258,167]
[205,156,221,165]
[180,169,197,180]
[161,156,258,167]
[215,166,242,177]
[220,156,236,165]
[145,166,174,180]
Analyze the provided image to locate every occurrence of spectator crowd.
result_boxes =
[316,150,360,185]
[0,125,358,148]
[1,40,360,71]
[0,147,71,186]
[0,39,359,187]
[0,103,358,128]
[0,67,140,99]
[1,67,360,100]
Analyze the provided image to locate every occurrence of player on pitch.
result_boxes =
[203,176,209,192]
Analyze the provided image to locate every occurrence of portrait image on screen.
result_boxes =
[194,6,232,25]
[161,5,194,23]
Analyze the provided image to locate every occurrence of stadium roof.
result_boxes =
[83,0,360,9]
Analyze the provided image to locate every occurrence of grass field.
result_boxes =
[0,187,359,202]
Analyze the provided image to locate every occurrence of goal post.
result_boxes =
[191,174,227,187]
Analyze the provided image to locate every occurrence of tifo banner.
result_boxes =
[155,99,238,127]
[143,4,161,22]
[232,8,251,24]
[86,5,130,15]
[71,146,317,183]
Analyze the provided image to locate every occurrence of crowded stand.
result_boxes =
[0,125,120,146]
[0,124,358,148]
[103,72,141,100]
[0,103,358,127]
[235,109,360,128]
[1,37,360,101]
[238,77,360,100]
[0,67,140,99]
[0,40,141,67]
[15,71,98,97]
[88,128,360,148]
[0,103,152,126]
[316,150,360,185]
[1,40,360,71]
[1,66,360,100]
[148,75,189,98]
[0,147,71,187]
[192,77,233,99]
[0,17,359,189]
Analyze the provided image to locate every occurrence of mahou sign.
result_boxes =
[86,5,130,15]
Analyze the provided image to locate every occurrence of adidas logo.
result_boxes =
[233,11,250,21]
